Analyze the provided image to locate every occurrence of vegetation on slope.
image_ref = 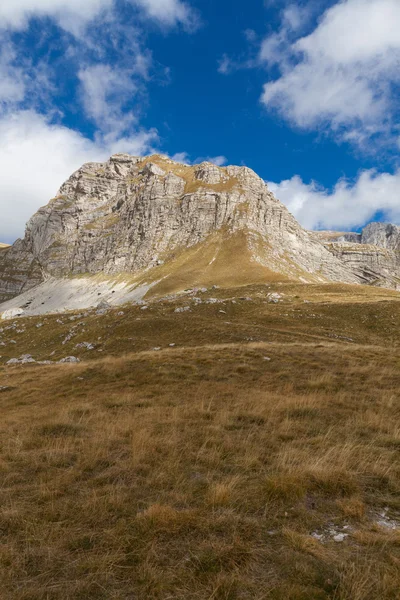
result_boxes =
[0,283,400,599]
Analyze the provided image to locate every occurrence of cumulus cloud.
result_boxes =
[269,170,400,231]
[133,0,199,30]
[0,0,197,33]
[261,0,400,145]
[0,0,112,34]
[0,111,157,243]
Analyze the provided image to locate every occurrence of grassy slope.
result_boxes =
[145,231,290,299]
[1,282,400,599]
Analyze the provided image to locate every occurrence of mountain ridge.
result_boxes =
[0,154,399,315]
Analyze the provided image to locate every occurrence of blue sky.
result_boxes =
[0,0,400,242]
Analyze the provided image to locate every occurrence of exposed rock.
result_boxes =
[375,507,399,530]
[75,342,95,350]
[1,155,400,317]
[174,306,190,313]
[317,222,400,289]
[267,292,282,303]
[1,308,25,320]
[6,354,35,365]
[361,222,400,250]
[194,162,222,184]
[0,155,359,301]
[142,162,166,177]
[0,277,154,317]
[311,523,352,543]
[59,356,80,363]
[97,300,111,310]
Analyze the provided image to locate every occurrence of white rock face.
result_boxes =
[361,222,400,251]
[317,222,400,289]
[0,154,399,312]
[0,276,157,316]
[1,308,25,320]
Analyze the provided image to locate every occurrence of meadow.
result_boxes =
[1,282,399,599]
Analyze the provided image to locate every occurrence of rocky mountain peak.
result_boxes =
[361,222,400,251]
[0,154,399,314]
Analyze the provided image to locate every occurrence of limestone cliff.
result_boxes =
[0,154,360,305]
[316,223,400,289]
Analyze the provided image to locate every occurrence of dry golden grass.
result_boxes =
[1,284,400,598]
[145,230,288,297]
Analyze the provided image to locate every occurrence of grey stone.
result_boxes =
[174,306,190,313]
[59,356,81,363]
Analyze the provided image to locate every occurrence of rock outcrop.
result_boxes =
[316,223,400,289]
[0,154,399,313]
[0,241,43,303]
[0,154,360,304]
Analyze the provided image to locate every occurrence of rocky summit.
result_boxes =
[0,154,399,315]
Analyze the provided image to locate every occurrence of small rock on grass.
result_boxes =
[59,356,81,363]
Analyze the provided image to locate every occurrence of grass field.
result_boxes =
[1,282,400,599]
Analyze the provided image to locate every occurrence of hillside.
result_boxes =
[1,281,400,599]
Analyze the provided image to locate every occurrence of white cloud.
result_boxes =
[170,153,228,166]
[217,54,233,75]
[0,0,197,33]
[0,44,26,105]
[133,0,198,29]
[261,0,400,144]
[204,155,228,166]
[171,152,191,164]
[0,0,112,34]
[0,111,157,243]
[78,64,140,135]
[269,169,400,231]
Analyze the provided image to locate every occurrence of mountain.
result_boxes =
[2,159,400,599]
[0,154,399,316]
[315,222,400,288]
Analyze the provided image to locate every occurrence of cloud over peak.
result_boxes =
[269,169,400,232]
[260,0,400,147]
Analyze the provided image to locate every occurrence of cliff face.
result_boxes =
[0,241,43,303]
[1,154,400,310]
[316,223,400,289]
[0,154,360,304]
